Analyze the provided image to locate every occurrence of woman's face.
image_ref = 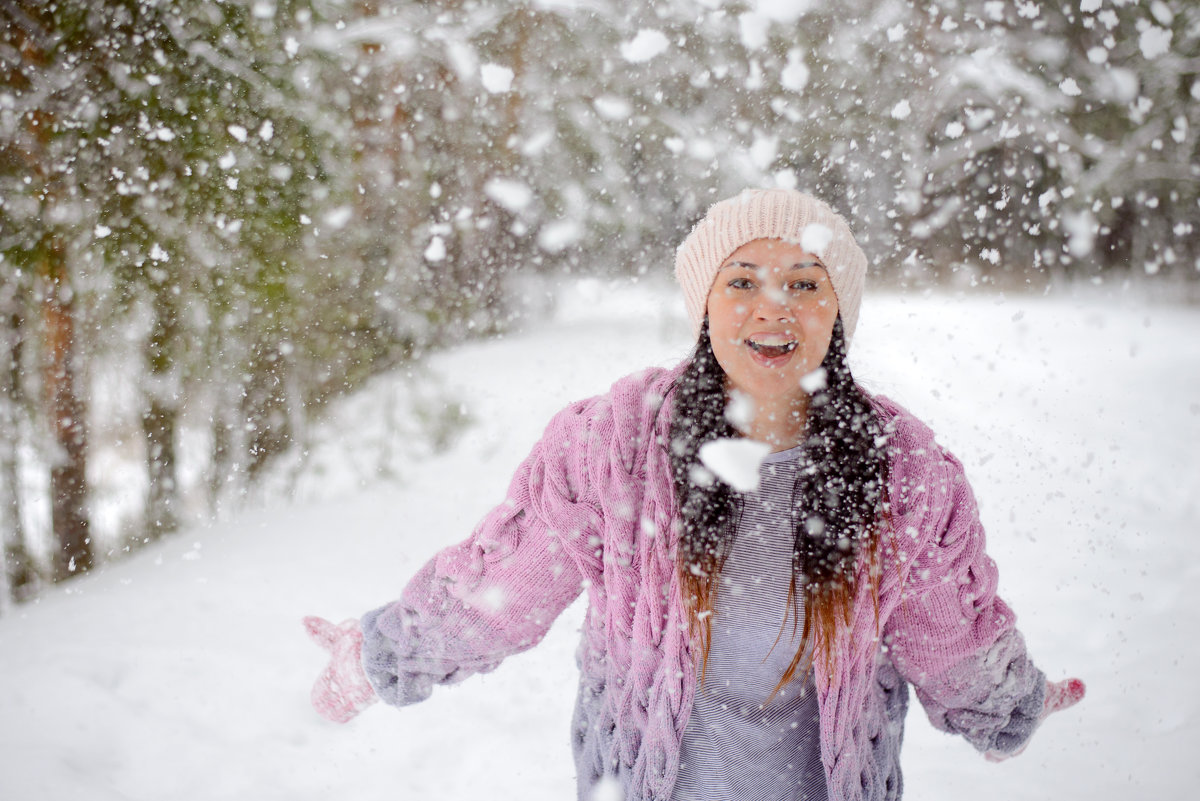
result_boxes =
[705,238,839,412]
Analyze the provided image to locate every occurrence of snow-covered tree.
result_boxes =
[0,0,384,587]
[2,0,1195,606]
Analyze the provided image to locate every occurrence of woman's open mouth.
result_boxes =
[745,335,797,361]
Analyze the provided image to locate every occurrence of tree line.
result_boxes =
[1,0,1196,608]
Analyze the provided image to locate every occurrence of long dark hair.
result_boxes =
[669,315,890,694]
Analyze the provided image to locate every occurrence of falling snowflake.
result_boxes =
[1139,26,1172,59]
[480,64,514,94]
[620,29,669,63]
[424,236,446,262]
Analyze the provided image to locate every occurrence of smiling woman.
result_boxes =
[305,188,1085,801]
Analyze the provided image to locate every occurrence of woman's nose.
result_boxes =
[754,288,793,321]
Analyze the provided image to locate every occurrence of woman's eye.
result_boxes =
[728,277,754,290]
[789,280,818,292]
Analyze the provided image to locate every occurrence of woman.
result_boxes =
[305,189,1084,800]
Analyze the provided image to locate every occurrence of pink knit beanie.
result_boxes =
[674,188,868,344]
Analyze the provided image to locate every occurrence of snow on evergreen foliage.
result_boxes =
[0,0,1197,592]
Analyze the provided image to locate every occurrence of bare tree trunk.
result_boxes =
[142,283,179,540]
[208,400,234,513]
[203,318,239,515]
[242,339,293,483]
[142,399,178,537]
[40,244,93,582]
[9,14,91,583]
[0,286,38,609]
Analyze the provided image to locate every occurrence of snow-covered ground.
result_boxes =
[1,276,1197,800]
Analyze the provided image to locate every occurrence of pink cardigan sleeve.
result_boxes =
[361,396,608,706]
[882,427,1046,755]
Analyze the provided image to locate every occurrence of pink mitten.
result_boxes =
[986,677,1085,762]
[304,616,378,723]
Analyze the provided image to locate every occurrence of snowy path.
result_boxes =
[1,278,1197,800]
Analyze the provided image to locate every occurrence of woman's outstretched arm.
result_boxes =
[883,440,1083,758]
[309,394,609,718]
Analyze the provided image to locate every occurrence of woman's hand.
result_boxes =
[985,677,1086,762]
[304,616,378,723]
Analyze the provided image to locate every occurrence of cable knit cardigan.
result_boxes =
[361,365,1046,801]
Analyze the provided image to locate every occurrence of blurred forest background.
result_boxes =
[1,0,1197,608]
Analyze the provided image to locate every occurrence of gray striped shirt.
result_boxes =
[673,445,828,801]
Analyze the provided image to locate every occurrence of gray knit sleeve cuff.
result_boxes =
[359,605,436,707]
[976,672,1045,755]
[917,629,1047,754]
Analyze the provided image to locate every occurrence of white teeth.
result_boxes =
[746,338,797,355]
